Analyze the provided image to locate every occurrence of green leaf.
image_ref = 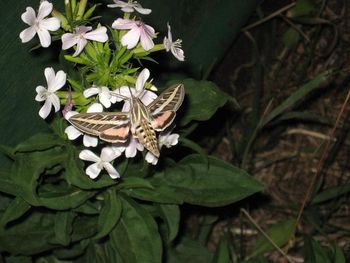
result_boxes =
[0,169,18,196]
[111,196,162,263]
[156,204,180,243]
[5,255,32,263]
[211,234,231,263]
[261,71,331,127]
[179,137,208,161]
[14,133,65,153]
[150,154,264,207]
[53,211,75,246]
[269,111,331,126]
[289,0,316,17]
[53,239,89,260]
[0,197,30,227]
[311,183,350,204]
[282,27,300,49]
[95,189,122,239]
[172,79,227,126]
[304,236,332,263]
[117,177,154,190]
[333,244,346,263]
[253,219,296,255]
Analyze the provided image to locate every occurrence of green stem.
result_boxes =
[76,0,87,20]
[64,0,72,20]
[52,9,70,31]
[133,44,165,55]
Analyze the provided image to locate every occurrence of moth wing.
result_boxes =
[68,112,130,143]
[147,83,184,131]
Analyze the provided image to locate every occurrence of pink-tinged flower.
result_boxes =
[64,103,103,147]
[112,18,155,51]
[19,1,60,48]
[145,131,179,165]
[35,67,66,119]
[79,147,122,179]
[164,23,185,61]
[108,0,151,15]
[62,26,108,57]
[113,68,157,112]
[83,85,117,108]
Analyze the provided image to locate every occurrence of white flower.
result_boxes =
[145,131,179,165]
[62,26,108,57]
[113,137,144,158]
[164,23,185,61]
[112,18,156,51]
[35,67,66,119]
[83,86,117,108]
[64,103,103,147]
[108,0,151,15]
[113,68,157,112]
[19,1,60,48]
[79,147,122,179]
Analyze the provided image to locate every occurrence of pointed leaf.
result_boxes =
[14,133,65,153]
[157,204,180,243]
[0,197,30,227]
[53,211,75,246]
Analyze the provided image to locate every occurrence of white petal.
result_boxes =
[49,94,60,112]
[65,111,78,120]
[112,18,135,30]
[139,90,157,106]
[99,90,112,108]
[84,27,108,42]
[37,1,53,20]
[62,33,78,50]
[83,135,98,147]
[79,149,100,162]
[139,28,155,51]
[86,163,101,179]
[38,98,52,119]
[103,162,120,179]
[76,26,92,34]
[114,86,134,100]
[87,103,103,113]
[121,27,140,49]
[19,27,36,43]
[37,28,51,47]
[65,126,82,140]
[35,86,47,101]
[84,87,100,98]
[21,7,36,26]
[73,38,88,57]
[101,147,120,162]
[134,6,152,15]
[40,17,60,31]
[135,68,149,93]
[163,134,179,147]
[121,6,135,13]
[166,23,173,43]
[51,70,66,91]
[145,152,158,165]
[44,67,55,89]
[171,46,185,61]
[122,101,131,112]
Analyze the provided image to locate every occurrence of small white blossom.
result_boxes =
[164,23,185,61]
[108,0,151,15]
[65,103,103,147]
[62,26,108,57]
[79,147,122,179]
[114,68,157,112]
[19,1,60,48]
[113,137,144,158]
[35,67,66,119]
[145,131,179,165]
[112,18,155,51]
[84,86,117,108]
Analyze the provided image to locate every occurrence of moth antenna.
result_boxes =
[110,90,129,101]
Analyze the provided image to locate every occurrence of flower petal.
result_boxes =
[139,90,157,106]
[40,17,60,31]
[38,98,52,119]
[145,152,158,165]
[37,28,51,47]
[112,18,135,30]
[84,87,100,98]
[139,27,155,51]
[79,149,100,162]
[76,26,92,35]
[62,33,78,50]
[86,163,101,179]
[35,86,47,101]
[87,103,103,113]
[44,67,55,89]
[49,94,60,112]
[134,6,152,15]
[84,27,108,42]
[73,38,88,57]
[101,147,121,162]
[37,1,53,20]
[65,111,78,120]
[103,162,120,179]
[19,27,36,43]
[51,70,66,91]
[83,135,98,147]
[65,126,82,140]
[135,68,149,93]
[21,7,36,26]
[122,101,131,112]
[121,27,140,49]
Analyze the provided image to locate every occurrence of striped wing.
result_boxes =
[147,83,185,131]
[68,112,131,143]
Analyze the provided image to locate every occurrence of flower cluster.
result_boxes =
[22,0,184,180]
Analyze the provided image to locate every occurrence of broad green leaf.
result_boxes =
[211,234,231,263]
[168,237,213,263]
[253,219,296,255]
[5,255,32,263]
[53,239,90,260]
[53,211,75,246]
[312,183,350,204]
[150,154,264,207]
[171,79,227,126]
[0,196,30,227]
[73,201,100,215]
[304,236,332,263]
[116,177,154,190]
[95,189,122,239]
[14,133,65,153]
[261,71,330,127]
[111,196,162,263]
[71,215,98,242]
[179,137,208,161]
[156,204,180,243]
